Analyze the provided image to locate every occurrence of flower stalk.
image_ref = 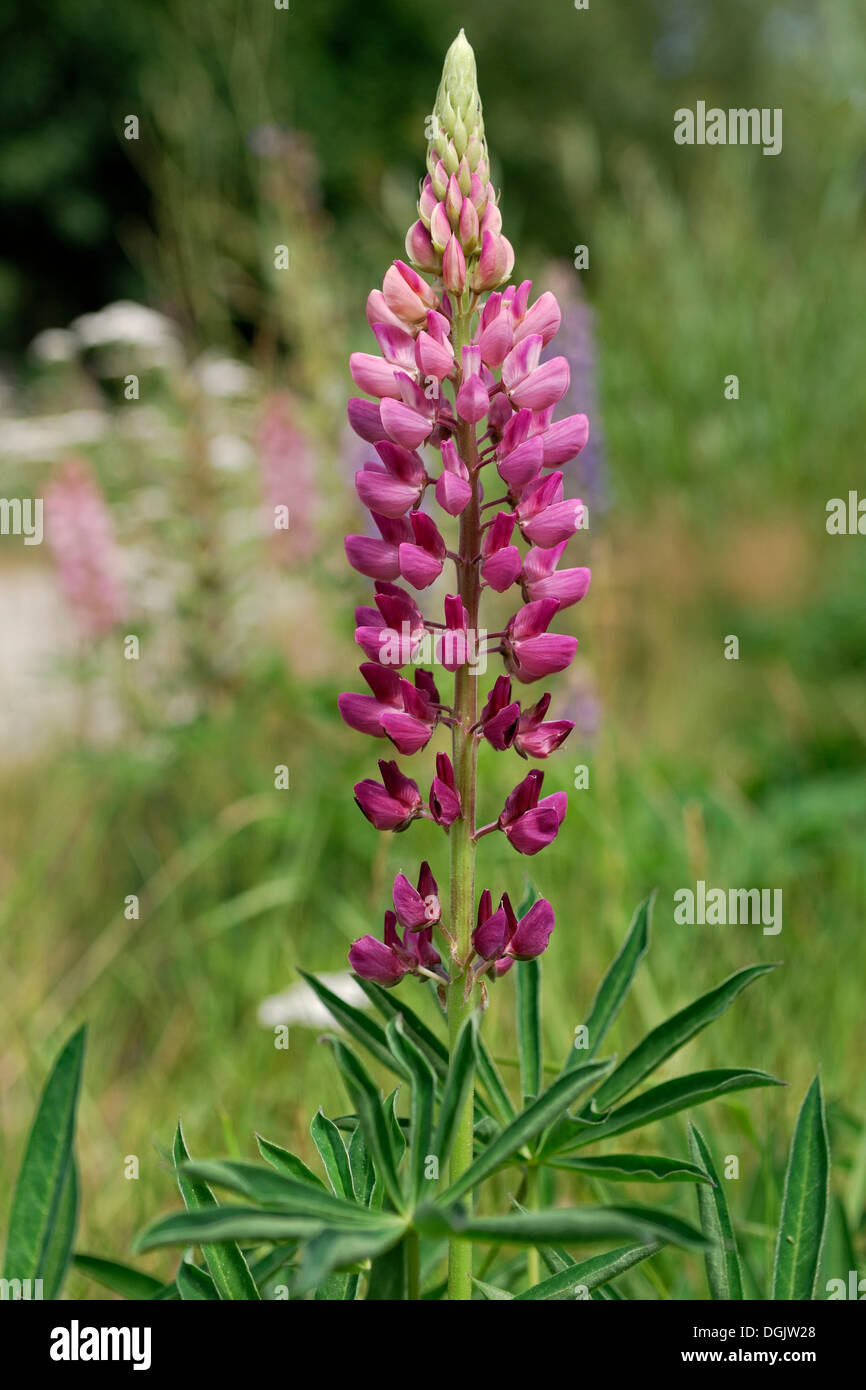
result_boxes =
[340,29,591,1299]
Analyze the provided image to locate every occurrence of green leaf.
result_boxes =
[299,971,407,1079]
[177,1160,382,1226]
[385,1019,436,1206]
[591,963,779,1110]
[73,1253,167,1300]
[517,958,543,1104]
[171,1123,259,1300]
[516,1240,663,1300]
[688,1123,744,1300]
[556,1069,784,1151]
[294,1222,406,1298]
[347,1126,375,1207]
[472,1277,514,1300]
[40,1157,79,1300]
[3,1026,85,1295]
[474,1033,516,1125]
[438,1058,615,1204]
[355,978,448,1079]
[772,1076,830,1301]
[256,1133,327,1190]
[366,1234,409,1301]
[550,1152,713,1184]
[432,1014,478,1173]
[136,1206,352,1250]
[564,895,651,1070]
[310,1113,354,1200]
[328,1039,405,1210]
[423,1203,706,1251]
[176,1256,220,1300]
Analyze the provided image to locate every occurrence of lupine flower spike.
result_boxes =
[339,30,590,1299]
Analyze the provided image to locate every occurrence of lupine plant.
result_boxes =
[1,32,836,1306]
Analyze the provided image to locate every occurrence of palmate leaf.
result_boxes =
[73,1253,168,1300]
[170,1124,259,1300]
[135,1205,378,1250]
[437,1058,615,1205]
[384,1018,436,1206]
[3,1026,85,1298]
[545,1068,784,1155]
[515,1240,664,1300]
[299,970,407,1080]
[310,1112,354,1200]
[688,1123,744,1300]
[328,1038,405,1210]
[590,963,779,1111]
[176,1255,220,1301]
[177,1160,383,1226]
[432,1014,477,1171]
[517,958,543,1104]
[256,1133,327,1190]
[549,1152,713,1184]
[563,895,652,1072]
[420,1202,707,1251]
[294,1221,407,1298]
[772,1075,830,1301]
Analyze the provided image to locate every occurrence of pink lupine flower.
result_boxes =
[498,768,567,855]
[345,512,410,581]
[435,439,472,515]
[398,510,446,588]
[355,441,427,518]
[472,890,555,964]
[436,594,472,672]
[352,759,423,831]
[513,693,574,759]
[515,473,583,547]
[479,675,521,750]
[504,599,578,683]
[480,511,522,592]
[430,752,461,826]
[342,31,590,1058]
[522,542,591,609]
[354,582,428,665]
[393,861,441,930]
[44,457,126,638]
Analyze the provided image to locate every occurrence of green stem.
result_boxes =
[525,1164,540,1289]
[446,304,481,1302]
[407,1229,421,1301]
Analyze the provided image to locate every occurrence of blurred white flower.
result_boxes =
[257,972,369,1031]
[29,328,79,364]
[1,410,107,460]
[192,352,256,398]
[209,433,253,472]
[71,300,180,352]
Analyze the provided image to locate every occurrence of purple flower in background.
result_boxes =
[258,393,318,563]
[540,264,608,514]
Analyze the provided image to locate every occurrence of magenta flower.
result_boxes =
[341,33,590,1110]
[352,759,423,831]
[498,768,567,855]
[504,599,579,683]
[393,861,441,930]
[430,752,462,827]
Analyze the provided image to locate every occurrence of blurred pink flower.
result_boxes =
[44,457,126,639]
[257,393,318,563]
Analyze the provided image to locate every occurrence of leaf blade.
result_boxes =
[772,1076,831,1301]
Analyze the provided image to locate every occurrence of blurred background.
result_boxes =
[1,0,865,1298]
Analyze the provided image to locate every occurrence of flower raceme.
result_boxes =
[341,30,590,986]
